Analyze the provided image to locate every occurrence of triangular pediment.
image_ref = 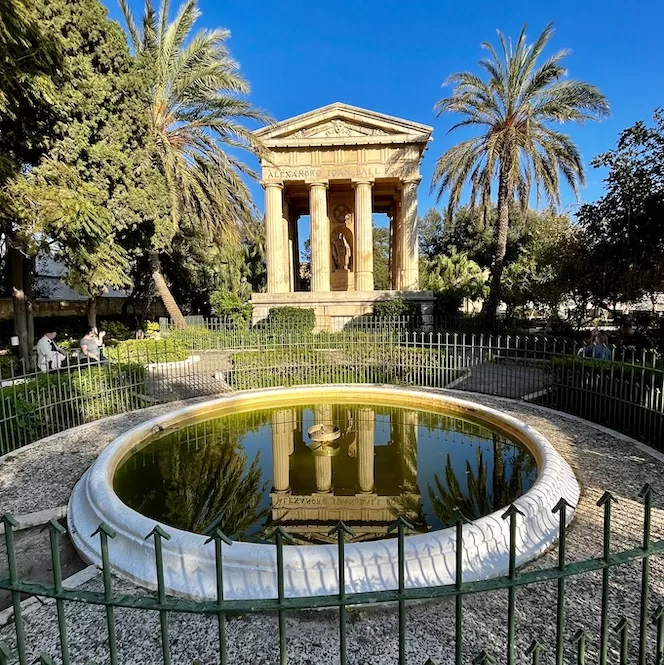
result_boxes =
[255,103,432,147]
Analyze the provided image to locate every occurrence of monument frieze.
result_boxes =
[263,164,414,182]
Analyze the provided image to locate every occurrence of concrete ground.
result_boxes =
[0,390,662,664]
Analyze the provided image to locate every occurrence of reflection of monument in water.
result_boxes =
[269,405,422,543]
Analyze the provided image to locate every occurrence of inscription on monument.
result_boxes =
[264,165,392,181]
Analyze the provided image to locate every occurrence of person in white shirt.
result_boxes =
[36,330,66,372]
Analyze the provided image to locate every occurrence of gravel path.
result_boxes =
[0,389,663,665]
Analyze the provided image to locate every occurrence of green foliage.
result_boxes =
[0,364,146,448]
[373,225,390,289]
[432,23,608,315]
[145,321,160,337]
[423,250,489,314]
[100,320,132,342]
[0,353,20,377]
[209,290,252,327]
[106,339,189,364]
[1,0,169,300]
[119,0,269,250]
[576,109,664,310]
[0,0,60,184]
[373,298,420,320]
[418,208,444,261]
[226,345,456,391]
[265,307,316,333]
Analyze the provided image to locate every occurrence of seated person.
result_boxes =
[80,326,106,363]
[36,330,67,372]
[582,332,612,361]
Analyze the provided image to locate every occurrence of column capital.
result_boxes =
[309,181,328,189]
[261,181,284,190]
[352,179,374,187]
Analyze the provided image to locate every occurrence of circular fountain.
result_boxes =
[68,385,579,600]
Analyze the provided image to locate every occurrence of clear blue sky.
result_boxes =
[109,0,664,219]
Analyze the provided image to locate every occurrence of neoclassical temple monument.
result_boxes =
[251,103,435,330]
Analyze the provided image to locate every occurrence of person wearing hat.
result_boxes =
[36,329,66,372]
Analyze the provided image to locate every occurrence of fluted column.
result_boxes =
[400,410,419,492]
[354,181,374,291]
[314,456,332,493]
[271,409,293,492]
[265,183,289,293]
[283,198,293,293]
[357,408,375,493]
[309,182,330,292]
[392,201,402,289]
[400,178,420,290]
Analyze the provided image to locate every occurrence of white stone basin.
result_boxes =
[68,385,580,600]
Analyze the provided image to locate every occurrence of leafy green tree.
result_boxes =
[1,0,167,362]
[577,109,664,313]
[0,0,61,362]
[418,208,444,260]
[0,0,60,183]
[422,249,489,314]
[500,210,576,318]
[432,23,609,320]
[373,224,390,289]
[119,0,270,327]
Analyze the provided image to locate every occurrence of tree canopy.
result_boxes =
[432,22,609,318]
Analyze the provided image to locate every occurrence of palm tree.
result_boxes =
[432,23,609,320]
[119,0,270,326]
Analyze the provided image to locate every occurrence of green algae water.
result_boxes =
[113,403,537,543]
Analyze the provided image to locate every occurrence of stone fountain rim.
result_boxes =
[67,384,580,601]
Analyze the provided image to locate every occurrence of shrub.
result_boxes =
[264,307,316,333]
[0,363,147,452]
[145,320,160,338]
[0,353,21,378]
[106,339,189,364]
[209,290,252,328]
[100,320,132,342]
[373,298,420,321]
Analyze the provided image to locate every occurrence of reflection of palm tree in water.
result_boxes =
[428,437,535,526]
[163,434,269,538]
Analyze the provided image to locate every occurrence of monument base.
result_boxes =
[251,290,434,332]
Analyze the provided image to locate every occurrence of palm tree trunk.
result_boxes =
[149,250,187,329]
[482,163,510,322]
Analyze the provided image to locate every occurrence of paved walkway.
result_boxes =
[451,361,548,399]
[0,391,662,665]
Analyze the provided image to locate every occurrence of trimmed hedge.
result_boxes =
[105,339,189,364]
[225,344,456,390]
[540,356,664,450]
[0,363,146,452]
[264,307,316,333]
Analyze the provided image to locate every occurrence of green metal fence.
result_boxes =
[0,488,662,664]
[2,321,663,455]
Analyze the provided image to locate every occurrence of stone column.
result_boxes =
[400,178,420,290]
[290,213,300,291]
[314,456,332,493]
[357,408,375,494]
[271,409,294,492]
[399,410,418,492]
[309,182,330,292]
[265,183,289,293]
[392,200,402,290]
[283,198,293,293]
[354,181,374,292]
